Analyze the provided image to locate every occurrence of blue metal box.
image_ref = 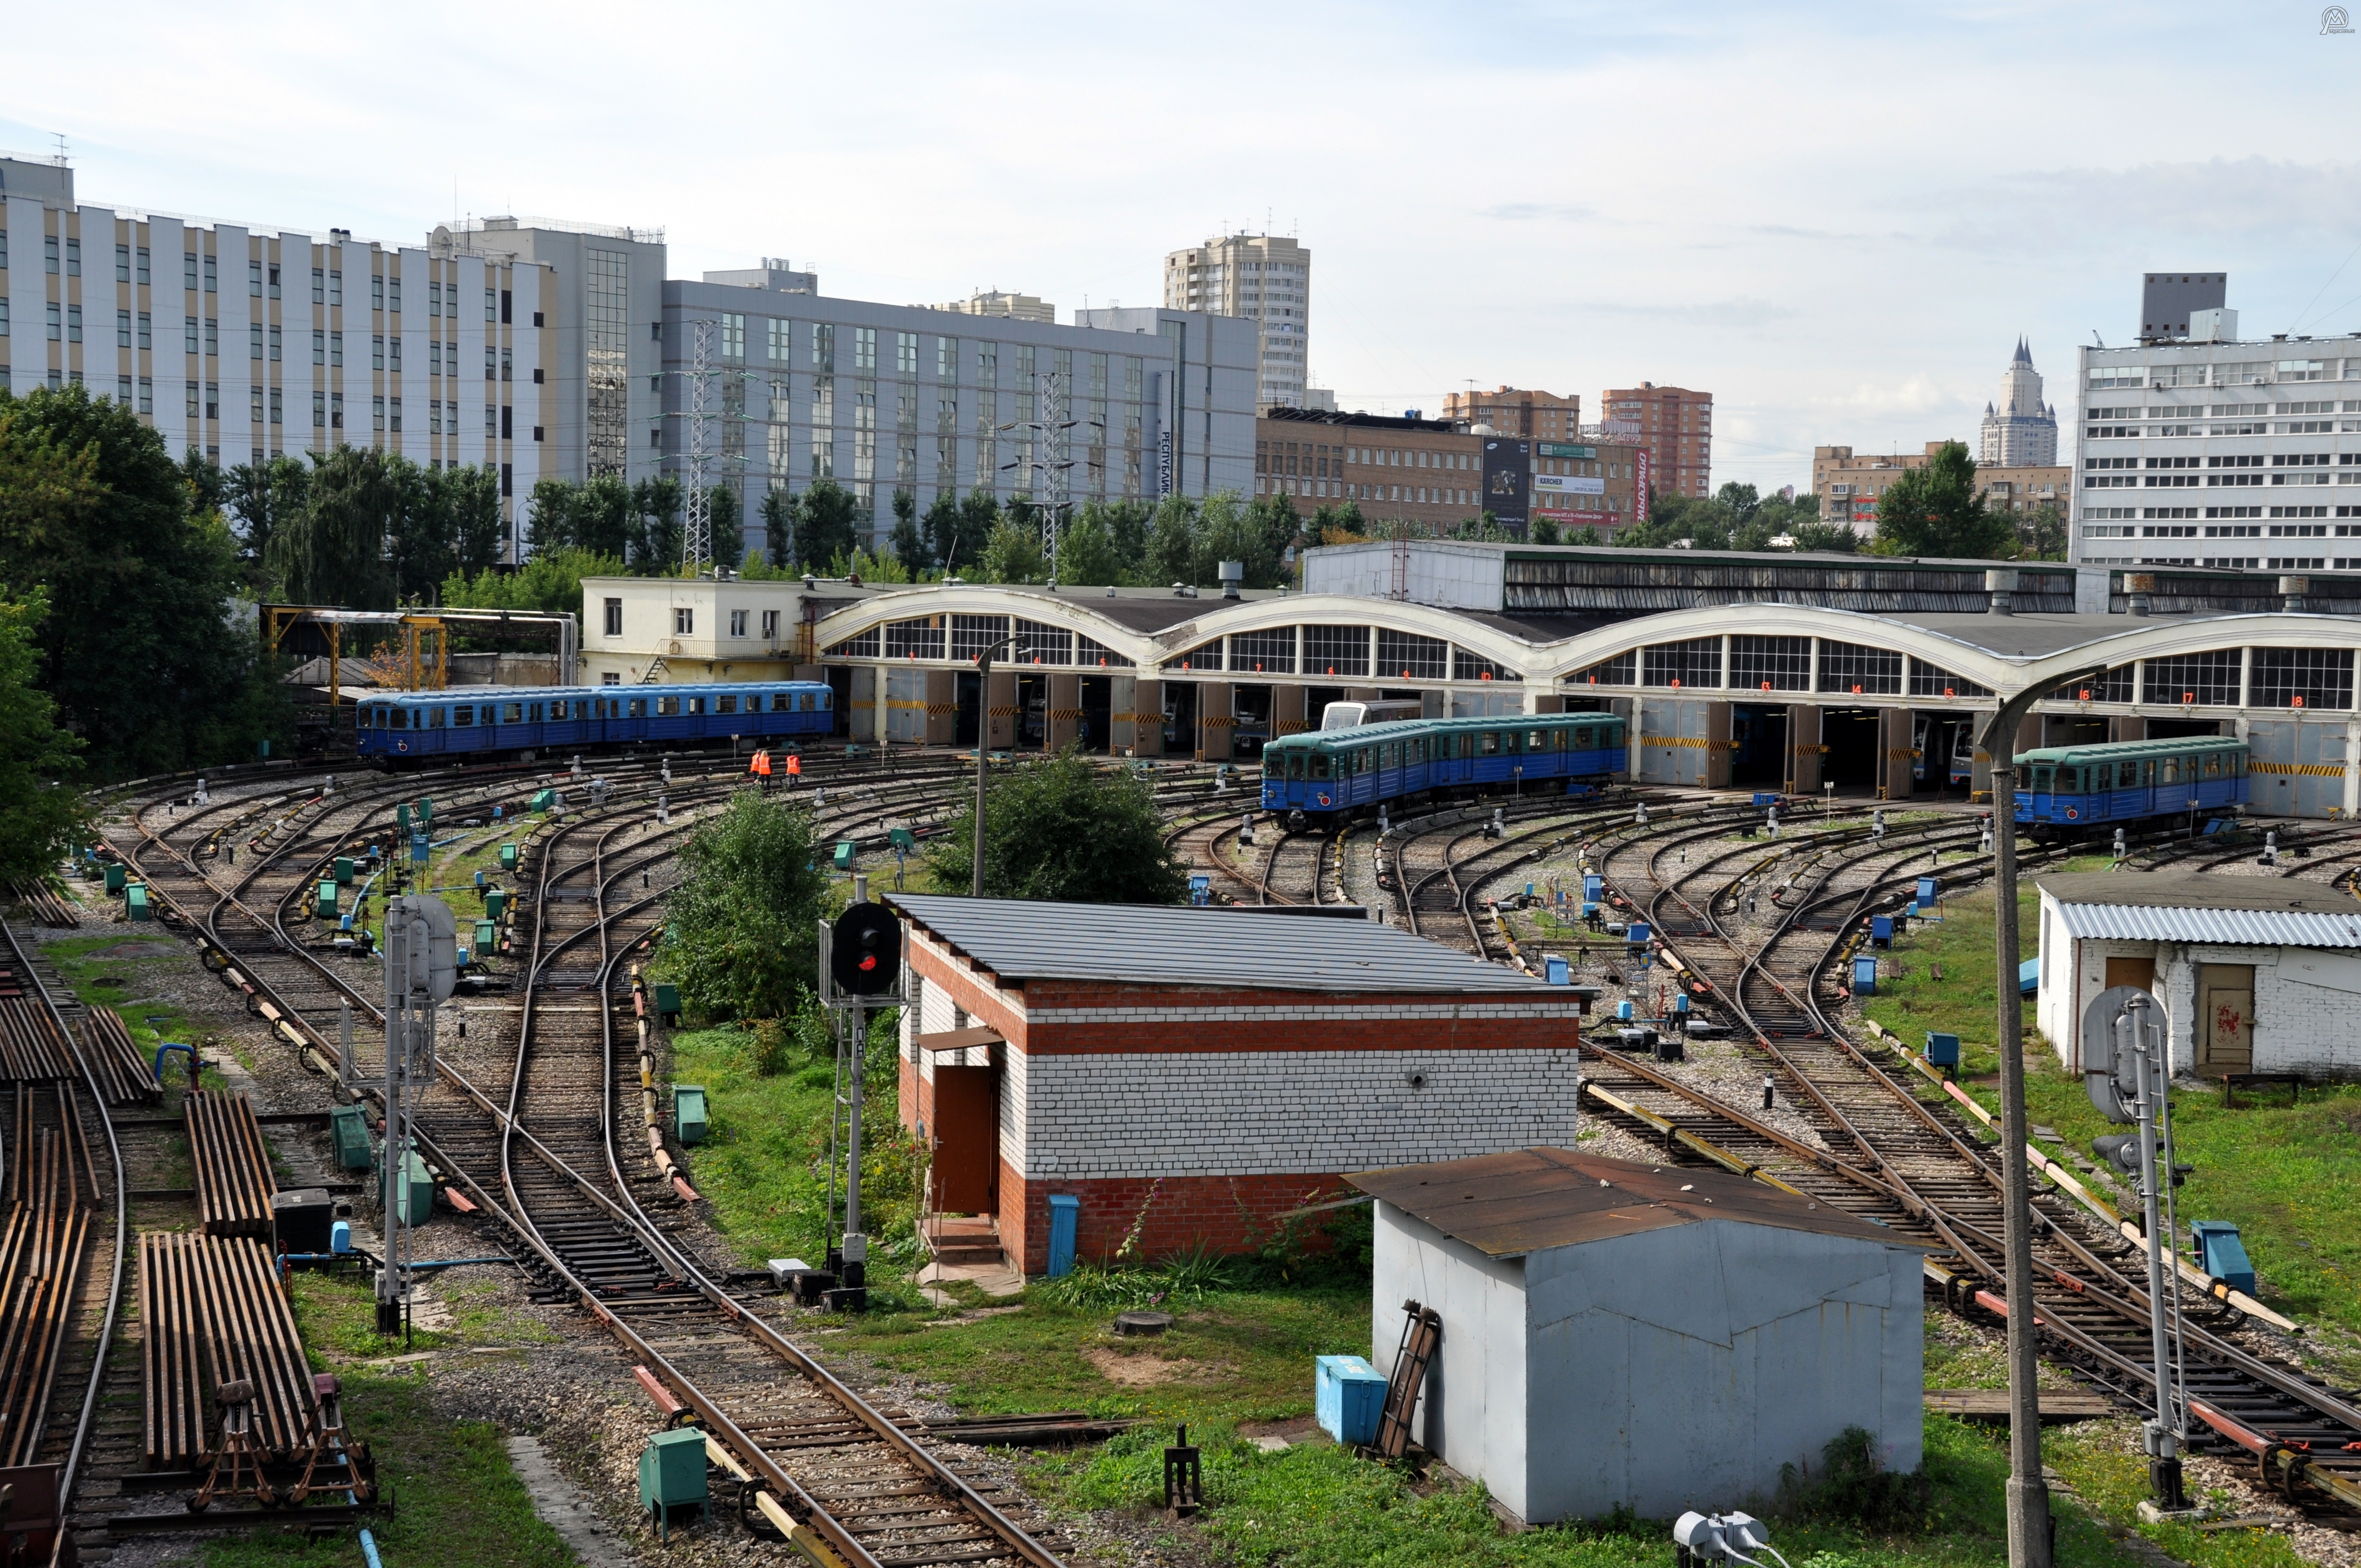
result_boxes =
[1046,1194,1080,1278]
[1852,955,1878,995]
[2190,1221,2255,1295]
[1315,1354,1388,1446]
[1924,1032,1961,1068]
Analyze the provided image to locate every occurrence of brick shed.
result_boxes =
[883,895,1585,1277]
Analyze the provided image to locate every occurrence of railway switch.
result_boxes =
[2189,1221,2256,1295]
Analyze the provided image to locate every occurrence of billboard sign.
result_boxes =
[1481,438,1532,535]
[1532,472,1607,497]
[1536,442,1596,461]
[1635,448,1651,525]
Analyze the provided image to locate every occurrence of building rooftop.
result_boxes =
[1264,407,1457,432]
[883,894,1554,994]
[2038,873,2361,948]
[1346,1147,1914,1257]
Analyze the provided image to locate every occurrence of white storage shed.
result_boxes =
[2035,872,2361,1080]
[1348,1147,1927,1526]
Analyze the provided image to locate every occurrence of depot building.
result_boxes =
[580,542,2361,816]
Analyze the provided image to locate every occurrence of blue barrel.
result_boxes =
[1045,1195,1080,1278]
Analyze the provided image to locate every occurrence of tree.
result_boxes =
[2014,502,2068,562]
[955,488,1004,571]
[442,547,624,616]
[977,518,1046,583]
[888,488,923,568]
[447,463,505,577]
[1147,494,1199,586]
[1714,481,1761,527]
[761,488,797,570]
[658,792,829,1021]
[385,457,455,603]
[632,476,683,571]
[1789,518,1861,553]
[222,455,311,583]
[705,484,744,570]
[526,477,576,558]
[269,444,398,608]
[0,383,287,778]
[792,479,862,571]
[0,590,90,882]
[923,748,1188,905]
[1869,441,2012,559]
[179,447,228,520]
[1052,503,1125,586]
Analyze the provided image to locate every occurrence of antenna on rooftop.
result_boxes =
[50,133,68,167]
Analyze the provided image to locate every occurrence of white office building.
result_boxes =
[2072,281,2361,569]
[0,155,553,552]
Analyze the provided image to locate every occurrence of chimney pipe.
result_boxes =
[2124,571,2155,617]
[1985,568,2019,616]
[2280,574,2310,613]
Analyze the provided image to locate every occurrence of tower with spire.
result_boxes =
[1979,337,2058,467]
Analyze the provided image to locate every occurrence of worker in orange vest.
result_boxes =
[784,751,802,788]
[749,749,772,790]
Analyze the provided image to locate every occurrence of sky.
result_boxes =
[8,1,2360,493]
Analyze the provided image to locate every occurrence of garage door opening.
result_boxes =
[1732,704,1788,787]
[1079,676,1111,754]
[1821,709,1881,789]
[1913,712,1974,798]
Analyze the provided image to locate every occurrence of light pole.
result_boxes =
[1975,663,2103,1568]
[972,633,1020,896]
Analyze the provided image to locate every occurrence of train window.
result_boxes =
[1308,753,1330,780]
[1528,729,1547,753]
[427,706,445,728]
[2117,760,2137,788]
[657,696,681,716]
[2032,766,2052,792]
[1479,732,1500,757]
[453,705,473,727]
[2140,760,2155,786]
[500,702,520,723]
[2204,752,2222,778]
[688,696,706,715]
[2161,756,2179,784]
[629,698,648,718]
[1575,727,1592,748]
[819,690,833,709]
[717,694,738,715]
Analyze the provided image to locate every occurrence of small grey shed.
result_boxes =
[1348,1147,1927,1526]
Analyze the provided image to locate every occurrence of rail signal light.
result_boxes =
[830,902,902,996]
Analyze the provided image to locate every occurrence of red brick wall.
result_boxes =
[1002,1164,1353,1275]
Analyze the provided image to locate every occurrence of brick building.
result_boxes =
[1814,442,2068,533]
[1600,382,1713,500]
[1441,386,1581,442]
[1257,407,1485,533]
[1529,439,1645,537]
[888,895,1585,1276]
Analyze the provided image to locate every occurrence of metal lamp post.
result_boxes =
[1976,663,2104,1568]
[972,634,1021,896]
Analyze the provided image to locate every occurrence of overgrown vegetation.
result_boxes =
[922,746,1188,903]
[653,791,830,1021]
[0,588,89,880]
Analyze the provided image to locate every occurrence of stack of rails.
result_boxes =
[0,956,77,1082]
[136,1234,314,1469]
[185,1091,276,1239]
[6,879,82,929]
[0,1088,96,1466]
[77,1006,162,1105]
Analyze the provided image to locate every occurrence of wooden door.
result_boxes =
[2104,956,2156,994]
[929,1065,998,1215]
[2198,964,2254,1076]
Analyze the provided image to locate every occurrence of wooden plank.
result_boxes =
[1924,1388,2119,1420]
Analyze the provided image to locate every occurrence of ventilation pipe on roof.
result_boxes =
[1218,560,1244,600]
[2281,574,2310,613]
[2125,572,2155,617]
[1985,568,2019,616]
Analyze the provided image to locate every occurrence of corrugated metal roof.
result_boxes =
[884,894,1551,993]
[2040,872,2361,948]
[1346,1148,1917,1256]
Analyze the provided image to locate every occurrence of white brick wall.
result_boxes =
[1018,1047,1583,1179]
[2042,928,2361,1079]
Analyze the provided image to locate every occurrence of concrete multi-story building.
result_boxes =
[2071,284,2361,570]
[1162,233,1309,411]
[1528,439,1644,536]
[1598,382,1711,500]
[654,275,1260,556]
[1814,442,2066,532]
[1441,385,1581,441]
[1,155,554,551]
[926,290,1055,324]
[1979,338,2059,467]
[1256,409,1484,532]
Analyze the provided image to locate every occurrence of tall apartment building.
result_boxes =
[657,274,1259,555]
[926,290,1055,324]
[2072,282,2361,569]
[1599,382,1712,499]
[1978,338,2058,466]
[1441,385,1581,440]
[0,156,553,551]
[1815,442,2065,532]
[1163,234,1309,411]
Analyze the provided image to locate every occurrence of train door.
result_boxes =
[954,672,982,748]
[2197,964,2254,1076]
[1232,684,1272,758]
[1164,682,1199,754]
[1731,704,1787,787]
[1820,709,1881,790]
[1079,676,1112,754]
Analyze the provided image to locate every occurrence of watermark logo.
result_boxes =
[2327,6,2354,33]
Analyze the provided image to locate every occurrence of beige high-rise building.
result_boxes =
[1163,234,1309,411]
[927,289,1056,323]
[1441,385,1581,440]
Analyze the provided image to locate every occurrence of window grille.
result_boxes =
[884,616,945,660]
[2250,647,2352,710]
[1303,624,1370,677]
[1644,637,1721,688]
[825,626,880,658]
[1453,645,1519,682]
[1377,629,1448,680]
[1908,660,1993,699]
[1167,640,1225,671]
[951,613,1009,662]
[1729,635,1811,692]
[1231,627,1297,674]
[1816,640,1901,695]
[1013,618,1071,665]
[1568,650,1636,687]
[1075,633,1131,668]
[2141,651,2241,706]
[2044,666,2134,703]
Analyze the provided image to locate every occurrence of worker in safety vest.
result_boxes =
[749,749,772,790]
[784,752,802,788]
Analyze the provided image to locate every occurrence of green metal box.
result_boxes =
[499,842,519,870]
[636,1427,709,1540]
[395,803,411,830]
[104,863,127,892]
[318,880,339,916]
[832,841,857,869]
[417,797,433,823]
[485,887,507,920]
[126,885,149,921]
[334,856,355,885]
[390,1148,435,1224]
[674,1086,708,1145]
[653,983,681,1019]
[330,1104,372,1171]
[474,918,497,952]
[529,788,557,812]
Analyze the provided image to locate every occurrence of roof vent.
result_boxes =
[2124,571,2156,616]
[1218,560,1244,599]
[1106,584,1117,598]
[2281,574,2310,613]
[1985,568,2019,616]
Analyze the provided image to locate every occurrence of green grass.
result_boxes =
[43,930,233,1096]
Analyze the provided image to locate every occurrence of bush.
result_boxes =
[1778,1425,1933,1534]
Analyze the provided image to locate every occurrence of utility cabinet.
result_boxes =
[330,1104,373,1171]
[637,1427,710,1542]
[674,1086,708,1145]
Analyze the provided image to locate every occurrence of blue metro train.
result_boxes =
[353,681,835,764]
[2014,735,2248,839]
[1260,712,1627,825]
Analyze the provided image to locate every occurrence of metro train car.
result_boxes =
[1260,712,1627,825]
[353,681,835,764]
[2013,735,2248,839]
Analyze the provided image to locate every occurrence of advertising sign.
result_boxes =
[1481,438,1532,534]
[1536,442,1596,461]
[1635,448,1651,525]
[1532,472,1607,496]
[1158,431,1174,497]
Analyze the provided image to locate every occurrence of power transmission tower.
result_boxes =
[682,317,716,574]
[998,367,1085,563]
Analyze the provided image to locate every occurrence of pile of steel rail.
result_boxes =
[136,1232,315,1471]
[186,1091,276,1239]
[0,985,78,1082]
[78,1005,162,1106]
[0,1086,97,1467]
[5,878,81,929]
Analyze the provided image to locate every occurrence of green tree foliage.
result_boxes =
[705,484,744,569]
[179,447,229,519]
[445,463,506,579]
[888,488,923,568]
[978,517,1047,584]
[631,476,683,570]
[923,748,1188,905]
[2014,501,2068,562]
[1052,503,1126,586]
[1530,515,1562,544]
[761,488,797,570]
[0,383,286,777]
[0,590,90,881]
[659,792,829,1021]
[1310,498,1367,543]
[791,479,863,572]
[1870,441,2012,559]
[440,547,625,616]
[268,444,397,608]
[1147,495,1199,585]
[222,455,311,582]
